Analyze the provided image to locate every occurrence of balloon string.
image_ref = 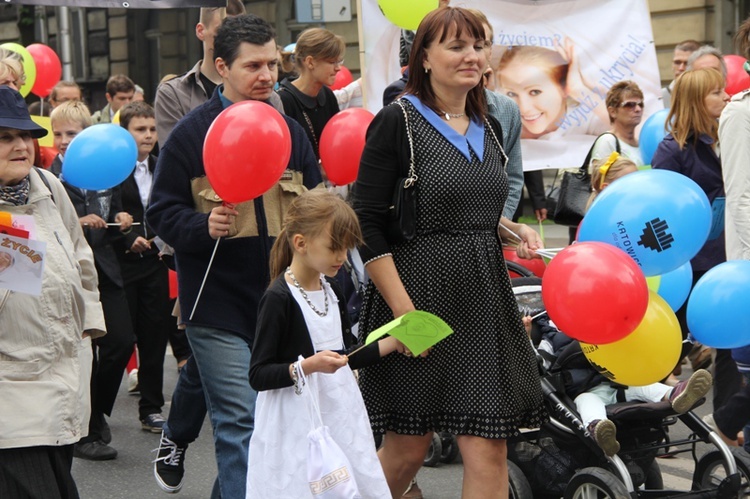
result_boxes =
[189,236,221,321]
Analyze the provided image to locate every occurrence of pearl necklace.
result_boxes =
[286,267,328,317]
[441,110,465,120]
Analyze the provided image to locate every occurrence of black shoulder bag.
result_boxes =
[549,132,621,226]
[386,100,418,244]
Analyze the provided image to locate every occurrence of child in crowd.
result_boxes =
[586,151,639,210]
[528,152,711,457]
[50,101,136,460]
[116,101,170,433]
[247,190,396,498]
[525,314,713,457]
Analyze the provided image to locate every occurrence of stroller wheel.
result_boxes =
[422,433,443,467]
[693,447,750,496]
[563,467,630,499]
[508,460,533,499]
[439,432,460,464]
[644,460,664,490]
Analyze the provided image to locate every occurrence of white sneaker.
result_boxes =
[128,369,139,395]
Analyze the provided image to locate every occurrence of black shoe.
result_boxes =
[154,432,186,493]
[101,419,112,444]
[141,413,166,433]
[74,440,118,461]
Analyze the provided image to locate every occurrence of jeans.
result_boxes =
[186,325,256,499]
[163,355,206,447]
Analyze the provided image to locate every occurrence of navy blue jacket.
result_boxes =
[652,133,726,271]
[147,89,322,340]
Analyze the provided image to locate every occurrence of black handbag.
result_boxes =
[386,100,418,244]
[550,132,621,226]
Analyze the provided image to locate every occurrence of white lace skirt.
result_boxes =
[246,365,390,498]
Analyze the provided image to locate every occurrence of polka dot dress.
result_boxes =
[359,100,547,439]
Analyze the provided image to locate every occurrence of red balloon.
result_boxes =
[319,108,374,185]
[203,101,291,204]
[541,242,648,344]
[27,44,62,98]
[725,55,750,96]
[329,66,354,91]
[503,247,546,277]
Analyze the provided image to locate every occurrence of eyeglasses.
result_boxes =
[620,101,644,109]
[326,59,345,67]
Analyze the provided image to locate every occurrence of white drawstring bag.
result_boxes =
[297,358,362,499]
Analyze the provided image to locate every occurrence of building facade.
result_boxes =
[1,0,749,110]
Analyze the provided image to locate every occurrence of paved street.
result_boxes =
[71,223,720,498]
[71,350,716,498]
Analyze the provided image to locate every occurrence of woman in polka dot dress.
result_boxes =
[353,7,547,499]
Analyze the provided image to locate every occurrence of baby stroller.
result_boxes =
[505,262,750,499]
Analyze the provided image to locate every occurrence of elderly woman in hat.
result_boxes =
[0,86,105,499]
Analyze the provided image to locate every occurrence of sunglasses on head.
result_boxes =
[620,101,644,109]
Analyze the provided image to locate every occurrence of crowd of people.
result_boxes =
[1,3,750,499]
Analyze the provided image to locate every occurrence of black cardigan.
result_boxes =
[249,273,382,391]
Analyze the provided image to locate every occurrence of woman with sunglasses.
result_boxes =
[277,28,345,167]
[588,81,646,171]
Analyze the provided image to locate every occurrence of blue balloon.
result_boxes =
[283,43,296,53]
[579,169,711,276]
[649,261,692,312]
[687,261,750,348]
[62,124,137,190]
[639,108,669,165]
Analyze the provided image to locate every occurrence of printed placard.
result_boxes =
[0,233,46,295]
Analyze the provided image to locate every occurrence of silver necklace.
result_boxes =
[286,267,328,317]
[441,110,465,120]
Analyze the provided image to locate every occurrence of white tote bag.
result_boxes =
[297,358,363,499]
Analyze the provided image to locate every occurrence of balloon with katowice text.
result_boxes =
[578,169,711,276]
[0,43,36,97]
[724,55,750,96]
[687,260,750,349]
[638,108,668,165]
[377,0,439,30]
[62,124,137,190]
[319,108,374,186]
[329,66,354,91]
[581,291,682,386]
[203,101,291,204]
[26,43,62,98]
[541,241,649,344]
[646,260,692,312]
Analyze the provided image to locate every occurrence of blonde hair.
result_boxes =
[498,45,568,92]
[269,191,362,279]
[666,67,725,149]
[0,58,23,87]
[587,155,637,210]
[294,28,345,71]
[50,100,93,130]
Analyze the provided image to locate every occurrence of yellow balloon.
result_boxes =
[0,43,37,97]
[581,291,681,386]
[646,275,661,292]
[378,0,440,30]
[112,110,120,124]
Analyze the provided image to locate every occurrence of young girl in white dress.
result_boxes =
[246,190,397,498]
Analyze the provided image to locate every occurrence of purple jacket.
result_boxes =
[652,133,726,272]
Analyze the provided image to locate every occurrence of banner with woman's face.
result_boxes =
[361,0,662,170]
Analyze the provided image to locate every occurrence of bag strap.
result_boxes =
[484,115,509,171]
[33,166,55,204]
[581,131,621,174]
[296,356,325,431]
[395,100,417,187]
[279,86,320,157]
